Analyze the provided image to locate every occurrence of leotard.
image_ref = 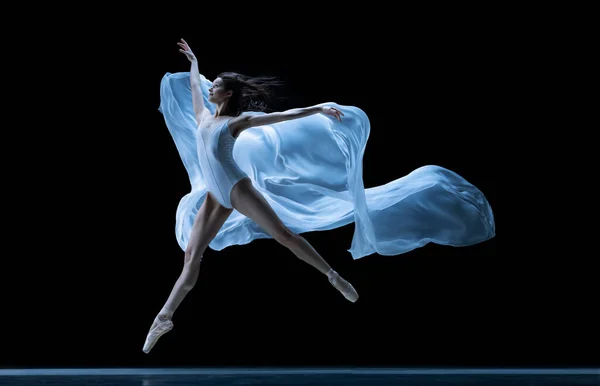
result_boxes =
[196,118,247,208]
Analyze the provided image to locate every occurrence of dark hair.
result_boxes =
[217,72,283,116]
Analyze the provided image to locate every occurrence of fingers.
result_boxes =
[181,38,191,50]
[328,107,343,121]
[321,106,342,121]
[177,38,191,53]
[332,107,344,116]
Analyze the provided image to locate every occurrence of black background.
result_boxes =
[4,7,594,370]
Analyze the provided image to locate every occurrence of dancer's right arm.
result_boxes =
[177,39,208,123]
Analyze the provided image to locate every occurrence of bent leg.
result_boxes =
[230,178,331,274]
[230,178,358,302]
[143,193,232,353]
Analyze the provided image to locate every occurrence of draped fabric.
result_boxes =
[158,72,495,259]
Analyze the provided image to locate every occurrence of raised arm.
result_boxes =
[230,105,344,135]
[177,39,210,124]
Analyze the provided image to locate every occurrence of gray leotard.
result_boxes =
[196,119,248,208]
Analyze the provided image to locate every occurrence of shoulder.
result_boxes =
[199,108,212,120]
[227,114,251,138]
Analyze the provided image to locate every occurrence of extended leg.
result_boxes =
[230,178,358,302]
[143,193,232,353]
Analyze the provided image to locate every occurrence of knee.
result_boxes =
[184,247,204,267]
[273,227,300,247]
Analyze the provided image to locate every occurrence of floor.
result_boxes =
[0,368,598,385]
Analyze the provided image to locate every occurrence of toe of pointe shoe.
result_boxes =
[329,275,359,303]
[344,288,359,303]
[142,320,173,354]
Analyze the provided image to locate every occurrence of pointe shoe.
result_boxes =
[142,315,174,354]
[328,271,359,303]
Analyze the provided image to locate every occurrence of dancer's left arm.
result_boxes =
[229,105,343,134]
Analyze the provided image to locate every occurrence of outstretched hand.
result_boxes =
[177,38,196,62]
[320,106,344,121]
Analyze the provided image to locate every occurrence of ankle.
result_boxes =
[326,268,337,279]
[158,309,173,321]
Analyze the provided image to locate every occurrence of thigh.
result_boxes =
[230,178,288,237]
[186,192,233,257]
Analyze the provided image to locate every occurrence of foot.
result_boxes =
[142,313,174,354]
[328,271,359,303]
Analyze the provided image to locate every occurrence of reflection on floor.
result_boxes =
[0,368,598,385]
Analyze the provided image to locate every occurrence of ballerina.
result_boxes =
[143,39,359,354]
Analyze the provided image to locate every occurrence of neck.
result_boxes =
[215,100,232,118]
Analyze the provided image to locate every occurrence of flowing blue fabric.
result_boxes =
[158,72,495,259]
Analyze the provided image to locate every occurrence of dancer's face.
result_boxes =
[208,78,232,104]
